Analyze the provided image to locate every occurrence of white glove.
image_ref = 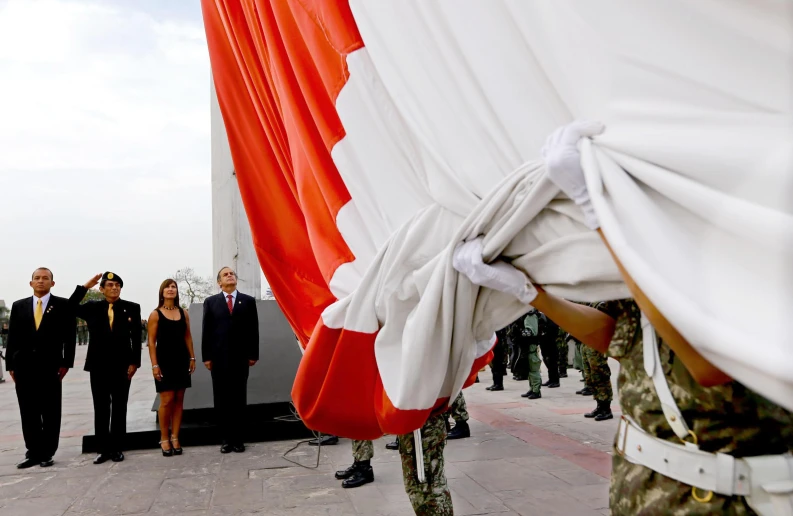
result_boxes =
[452,238,538,305]
[542,120,605,230]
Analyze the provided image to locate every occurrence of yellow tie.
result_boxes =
[34,299,43,330]
[108,303,114,329]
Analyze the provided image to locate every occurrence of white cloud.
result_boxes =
[0,0,219,308]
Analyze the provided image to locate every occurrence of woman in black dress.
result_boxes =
[147,279,196,456]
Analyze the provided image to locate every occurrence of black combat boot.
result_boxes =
[576,386,593,396]
[525,391,541,400]
[385,438,398,450]
[447,420,470,440]
[595,401,613,421]
[584,402,600,418]
[336,459,369,480]
[341,461,374,488]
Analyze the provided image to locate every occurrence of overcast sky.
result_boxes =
[0,0,221,310]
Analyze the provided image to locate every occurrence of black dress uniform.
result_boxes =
[69,273,141,458]
[6,294,75,465]
[201,291,259,448]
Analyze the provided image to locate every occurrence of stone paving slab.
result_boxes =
[0,347,619,515]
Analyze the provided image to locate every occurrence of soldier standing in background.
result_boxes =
[507,318,529,381]
[487,327,508,391]
[556,326,569,379]
[581,302,613,421]
[518,311,543,400]
[575,334,593,396]
[537,312,560,389]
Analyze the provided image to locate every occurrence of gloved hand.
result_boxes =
[453,237,538,305]
[542,120,605,230]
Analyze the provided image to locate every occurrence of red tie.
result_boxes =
[227,294,234,314]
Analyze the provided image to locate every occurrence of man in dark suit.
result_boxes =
[6,267,76,468]
[202,267,259,453]
[69,272,141,464]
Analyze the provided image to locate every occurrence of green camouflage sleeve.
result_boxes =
[593,300,641,359]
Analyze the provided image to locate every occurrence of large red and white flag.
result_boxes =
[202,0,793,438]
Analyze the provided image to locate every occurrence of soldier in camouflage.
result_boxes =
[334,439,375,488]
[599,299,793,515]
[398,412,453,515]
[446,392,470,439]
[556,326,569,378]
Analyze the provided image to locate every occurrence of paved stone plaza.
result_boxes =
[0,346,619,515]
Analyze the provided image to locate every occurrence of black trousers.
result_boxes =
[490,338,507,386]
[539,339,560,383]
[90,369,131,454]
[211,367,248,445]
[15,367,62,459]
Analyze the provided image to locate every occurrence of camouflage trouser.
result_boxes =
[398,413,453,515]
[582,346,612,402]
[557,339,569,374]
[528,343,542,393]
[446,392,469,424]
[580,343,591,385]
[352,439,374,462]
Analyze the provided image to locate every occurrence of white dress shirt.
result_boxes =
[223,290,238,306]
[32,292,52,313]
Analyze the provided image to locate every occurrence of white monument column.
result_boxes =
[211,77,262,298]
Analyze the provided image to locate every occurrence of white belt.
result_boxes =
[617,416,793,515]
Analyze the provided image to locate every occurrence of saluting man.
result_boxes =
[70,272,141,464]
[6,267,76,468]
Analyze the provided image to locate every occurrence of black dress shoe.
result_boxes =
[385,439,399,450]
[16,457,38,469]
[547,382,561,388]
[447,420,470,440]
[308,435,339,446]
[577,387,594,396]
[487,385,504,391]
[525,391,541,400]
[112,452,124,462]
[93,453,113,465]
[341,466,374,488]
[232,444,245,453]
[559,372,568,378]
[39,457,54,468]
[220,444,233,454]
[520,390,532,398]
[541,380,551,387]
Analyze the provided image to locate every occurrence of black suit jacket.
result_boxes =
[69,286,142,372]
[201,292,259,370]
[6,295,76,373]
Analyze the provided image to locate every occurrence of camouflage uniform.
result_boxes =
[556,326,569,375]
[447,392,469,424]
[579,340,590,385]
[600,299,793,515]
[398,413,453,515]
[582,345,611,402]
[352,439,374,462]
